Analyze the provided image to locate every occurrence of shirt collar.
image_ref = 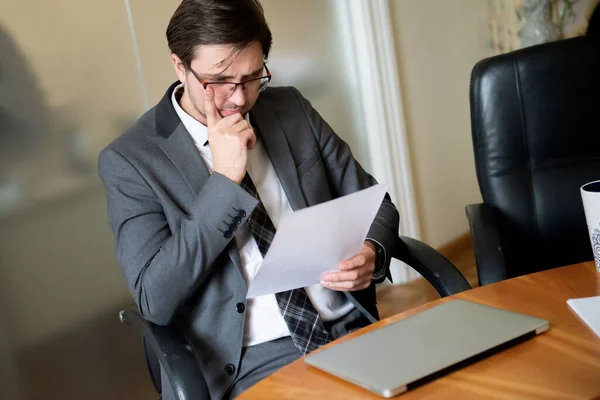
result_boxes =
[171,84,208,146]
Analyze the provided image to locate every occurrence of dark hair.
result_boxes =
[166,0,272,69]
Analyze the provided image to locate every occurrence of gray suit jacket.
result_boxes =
[98,82,400,399]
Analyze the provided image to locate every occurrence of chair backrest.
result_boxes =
[469,35,600,278]
[588,3,600,35]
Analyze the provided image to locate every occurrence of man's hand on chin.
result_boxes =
[320,242,376,291]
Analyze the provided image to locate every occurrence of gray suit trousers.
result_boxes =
[161,307,370,399]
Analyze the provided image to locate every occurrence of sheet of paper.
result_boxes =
[246,184,387,298]
[567,296,600,338]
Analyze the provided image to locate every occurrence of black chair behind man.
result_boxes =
[466,34,600,286]
[120,235,471,400]
[587,2,600,35]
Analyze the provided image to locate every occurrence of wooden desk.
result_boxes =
[240,262,600,400]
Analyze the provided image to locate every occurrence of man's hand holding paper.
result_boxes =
[245,184,388,299]
[321,242,376,291]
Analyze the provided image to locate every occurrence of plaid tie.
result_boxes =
[240,173,331,355]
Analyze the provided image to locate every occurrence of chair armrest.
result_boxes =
[465,203,507,286]
[119,308,209,400]
[395,236,472,297]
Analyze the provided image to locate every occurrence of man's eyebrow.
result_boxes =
[203,66,264,81]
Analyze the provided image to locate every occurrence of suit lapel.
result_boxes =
[250,103,307,211]
[159,123,210,197]
[160,124,247,282]
[157,82,211,197]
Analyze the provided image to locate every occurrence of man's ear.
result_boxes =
[171,54,187,83]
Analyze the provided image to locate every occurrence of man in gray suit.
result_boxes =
[98,0,399,398]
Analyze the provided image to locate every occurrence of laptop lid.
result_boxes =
[304,299,549,398]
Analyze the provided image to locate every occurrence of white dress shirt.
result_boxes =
[172,85,355,347]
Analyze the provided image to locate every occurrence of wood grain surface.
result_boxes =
[239,262,600,400]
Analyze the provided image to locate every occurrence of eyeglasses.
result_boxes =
[190,63,272,99]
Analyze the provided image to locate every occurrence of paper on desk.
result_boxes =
[246,184,387,298]
[567,296,600,338]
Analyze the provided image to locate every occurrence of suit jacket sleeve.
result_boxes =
[290,88,400,283]
[98,147,258,325]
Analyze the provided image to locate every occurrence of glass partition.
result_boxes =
[0,1,369,398]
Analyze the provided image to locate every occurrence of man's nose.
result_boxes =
[228,84,247,107]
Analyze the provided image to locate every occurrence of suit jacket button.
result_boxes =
[233,216,242,225]
[229,223,237,232]
[224,363,236,376]
[238,210,247,218]
[236,302,245,313]
[224,231,232,239]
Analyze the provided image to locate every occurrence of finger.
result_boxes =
[242,128,257,150]
[204,87,221,126]
[338,254,367,271]
[339,245,376,271]
[228,118,251,134]
[321,268,369,283]
[218,113,244,129]
[321,276,372,292]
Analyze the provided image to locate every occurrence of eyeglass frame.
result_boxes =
[189,63,272,98]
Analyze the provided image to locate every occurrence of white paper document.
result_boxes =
[246,184,387,298]
[567,296,600,338]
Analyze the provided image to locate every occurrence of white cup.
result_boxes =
[580,180,600,272]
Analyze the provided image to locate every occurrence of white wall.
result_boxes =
[390,0,488,248]
[263,0,370,165]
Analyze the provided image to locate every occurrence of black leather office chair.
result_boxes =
[588,2,600,35]
[120,235,471,400]
[466,35,600,287]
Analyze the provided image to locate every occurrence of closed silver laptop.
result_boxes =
[304,299,549,398]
